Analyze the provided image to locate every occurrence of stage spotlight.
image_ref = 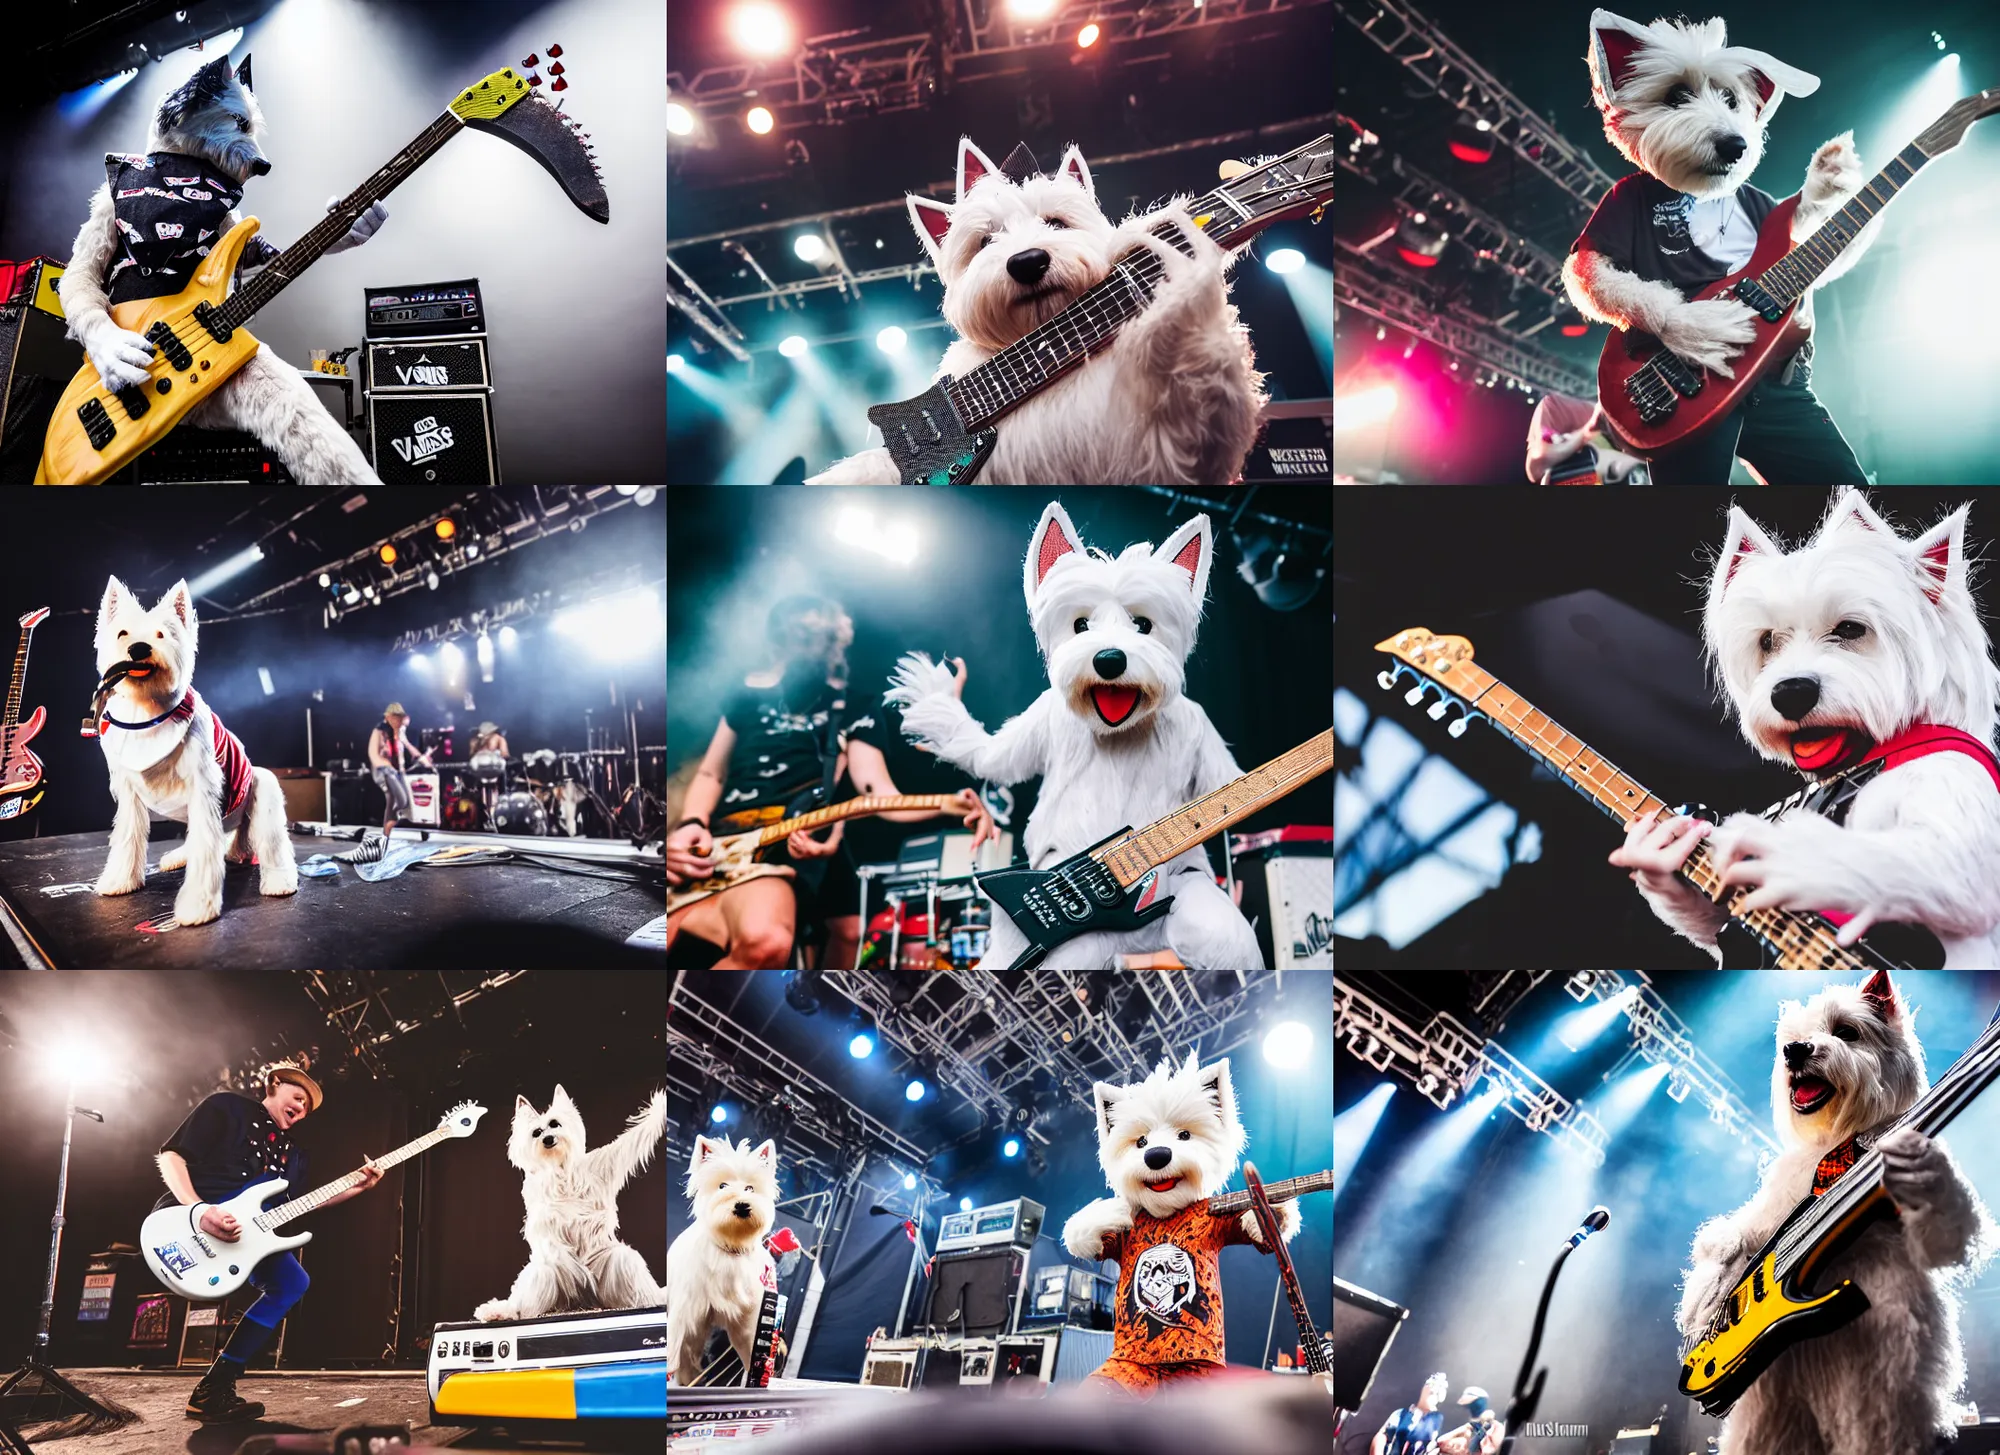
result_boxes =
[635,487,658,507]
[476,632,495,684]
[711,1104,729,1124]
[1335,384,1398,432]
[362,583,377,601]
[1003,1137,1021,1158]
[465,541,480,559]
[343,585,361,606]
[1555,984,1640,1053]
[317,572,332,589]
[1395,215,1448,268]
[185,543,265,598]
[794,234,826,262]
[425,570,439,591]
[379,543,398,566]
[667,102,694,136]
[552,589,666,661]
[1594,1060,1670,1138]
[1449,114,1496,163]
[746,105,775,135]
[499,626,518,648]
[903,1172,918,1190]
[408,653,430,672]
[832,505,920,565]
[875,325,908,354]
[1007,0,1058,17]
[849,1033,875,1059]
[786,968,824,1014]
[1262,1020,1314,1068]
[258,668,274,697]
[668,353,686,373]
[1266,248,1305,274]
[41,1037,108,1086]
[905,1079,927,1102]
[728,3,793,58]
[1078,23,1100,47]
[779,334,809,358]
[1334,1082,1395,1196]
[439,641,464,668]
[1667,1073,1692,1104]
[435,519,457,541]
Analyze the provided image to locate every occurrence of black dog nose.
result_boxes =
[1783,1040,1814,1070]
[248,158,272,176]
[1143,1146,1172,1171]
[733,1201,752,1218]
[1093,648,1126,680]
[541,1135,556,1148]
[1712,133,1747,164]
[127,642,153,661]
[1771,677,1820,722]
[1007,248,1051,285]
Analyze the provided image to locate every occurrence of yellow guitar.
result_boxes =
[38,64,607,484]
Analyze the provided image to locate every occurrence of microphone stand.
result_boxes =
[1498,1214,1603,1455]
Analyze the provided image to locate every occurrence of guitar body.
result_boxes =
[0,705,46,799]
[140,1178,310,1300]
[37,218,265,485]
[1597,195,1812,454]
[975,833,1174,971]
[866,381,997,486]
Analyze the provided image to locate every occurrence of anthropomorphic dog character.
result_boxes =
[1562,10,1880,483]
[809,138,1263,485]
[884,502,1263,969]
[475,1088,666,1322]
[666,1136,779,1386]
[59,54,387,485]
[1679,973,1993,1455]
[1610,490,2000,966]
[1062,1054,1298,1395]
[92,576,297,926]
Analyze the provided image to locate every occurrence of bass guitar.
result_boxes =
[1600,89,2000,452]
[1375,626,1945,970]
[866,136,1334,485]
[38,62,607,484]
[1205,1167,1332,1218]
[1679,1000,2000,1415]
[977,728,1332,970]
[0,608,50,822]
[140,1100,486,1299]
[1243,1162,1329,1390]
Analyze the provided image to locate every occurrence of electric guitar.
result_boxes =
[1375,627,1947,970]
[1679,1001,2000,1415]
[38,61,608,484]
[0,608,50,821]
[1600,89,2000,452]
[865,136,1334,485]
[977,728,1332,970]
[140,1101,486,1300]
[1243,1162,1330,1389]
[1204,1167,1333,1218]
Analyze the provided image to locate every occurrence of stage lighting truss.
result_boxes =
[1471,1041,1607,1166]
[1336,0,1617,214]
[958,0,1320,58]
[293,970,533,1081]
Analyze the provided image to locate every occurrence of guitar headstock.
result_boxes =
[449,68,533,124]
[453,46,608,224]
[1199,135,1334,247]
[1915,89,2000,156]
[1374,626,1476,679]
[17,607,49,630]
[439,1100,488,1137]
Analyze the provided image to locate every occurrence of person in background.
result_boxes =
[1372,1371,1448,1455]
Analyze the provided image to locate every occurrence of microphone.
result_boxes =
[868,1204,893,1216]
[1564,1205,1610,1250]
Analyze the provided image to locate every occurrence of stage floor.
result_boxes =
[23,1369,458,1452]
[0,830,665,969]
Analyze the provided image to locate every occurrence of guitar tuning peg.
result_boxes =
[548,61,565,76]
[546,43,563,58]
[1426,700,1449,721]
[1403,686,1425,706]
[550,76,568,91]
[1448,716,1471,738]
[1376,670,1397,691]
[522,53,540,67]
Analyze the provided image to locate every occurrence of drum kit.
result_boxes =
[414,728,663,840]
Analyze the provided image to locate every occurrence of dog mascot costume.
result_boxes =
[1611,490,2000,967]
[1563,10,1879,484]
[1062,1054,1299,1395]
[60,54,387,484]
[666,1135,780,1387]
[809,138,1264,485]
[1679,973,1993,1455]
[885,502,1264,969]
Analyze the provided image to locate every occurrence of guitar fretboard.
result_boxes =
[252,1123,455,1230]
[1759,142,1931,305]
[1093,730,1333,888]
[2,613,45,749]
[753,794,957,849]
[1206,1168,1333,1218]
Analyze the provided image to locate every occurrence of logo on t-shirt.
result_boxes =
[1130,1241,1207,1332]
[1651,195,1693,255]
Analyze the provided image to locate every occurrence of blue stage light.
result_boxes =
[1554,984,1640,1053]
[1591,1059,1671,1140]
[1333,1082,1395,1201]
[1266,248,1305,274]
[710,1104,728,1124]
[849,1033,875,1059]
[903,1172,917,1190]
[1263,1020,1314,1068]
[959,1197,974,1212]
[668,353,686,373]
[185,544,266,598]
[1003,1137,1021,1158]
[905,1079,927,1102]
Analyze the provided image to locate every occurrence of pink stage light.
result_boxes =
[1336,384,1399,433]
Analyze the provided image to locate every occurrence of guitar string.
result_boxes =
[1098,731,1333,882]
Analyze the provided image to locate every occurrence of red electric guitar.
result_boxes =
[0,607,50,821]
[1600,88,2000,452]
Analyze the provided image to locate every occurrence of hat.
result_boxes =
[264,1060,323,1112]
[384,702,407,718]
[476,721,497,736]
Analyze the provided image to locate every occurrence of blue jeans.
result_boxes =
[244,1251,309,1328]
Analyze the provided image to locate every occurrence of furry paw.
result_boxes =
[1062,1197,1134,1262]
[1802,132,1864,209]
[883,652,958,712]
[473,1299,516,1323]
[172,884,223,927]
[94,864,145,896]
[82,319,157,394]
[1654,296,1759,379]
[1240,1199,1302,1249]
[157,844,189,874]
[259,864,299,897]
[1709,810,1879,941]
[324,199,389,256]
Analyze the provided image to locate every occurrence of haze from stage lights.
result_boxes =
[552,589,665,661]
[185,543,266,598]
[1007,0,1059,19]
[1335,385,1398,432]
[833,505,920,566]
[1262,1020,1314,1069]
[41,1038,110,1087]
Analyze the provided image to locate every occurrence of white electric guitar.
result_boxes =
[140,1100,486,1299]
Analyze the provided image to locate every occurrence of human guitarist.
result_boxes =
[666,594,992,968]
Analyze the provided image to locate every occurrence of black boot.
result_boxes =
[186,1364,264,1422]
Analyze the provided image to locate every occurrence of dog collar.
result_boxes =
[103,690,193,731]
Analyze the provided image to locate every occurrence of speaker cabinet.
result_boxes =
[366,336,490,392]
[368,392,498,484]
[271,769,329,826]
[918,1248,1032,1339]
[0,262,84,485]
[1332,1276,1408,1413]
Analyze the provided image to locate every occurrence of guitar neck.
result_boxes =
[257,1123,453,1228]
[1206,1168,1333,1218]
[1758,142,1932,305]
[2,622,37,734]
[753,794,958,849]
[1093,729,1332,888]
[216,109,465,330]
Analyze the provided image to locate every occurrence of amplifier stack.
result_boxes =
[363,278,498,483]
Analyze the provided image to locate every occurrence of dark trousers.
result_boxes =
[1643,372,1867,485]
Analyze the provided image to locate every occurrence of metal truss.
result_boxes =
[954,0,1328,59]
[293,970,532,1082]
[670,32,940,128]
[385,559,659,654]
[1335,0,1616,213]
[1337,240,1594,396]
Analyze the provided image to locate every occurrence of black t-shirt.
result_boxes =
[153,1091,306,1211]
[96,151,280,306]
[1572,172,1776,294]
[717,679,884,820]
[1379,1405,1443,1455]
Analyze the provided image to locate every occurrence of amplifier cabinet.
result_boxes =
[364,278,484,337]
[366,336,490,393]
[369,392,499,484]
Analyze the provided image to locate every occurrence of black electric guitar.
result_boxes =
[1375,627,1947,970]
[1679,999,2000,1415]
[1243,1162,1329,1388]
[866,136,1334,485]
[977,728,1332,969]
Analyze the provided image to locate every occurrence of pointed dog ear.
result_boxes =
[1708,505,1781,613]
[1813,488,1891,545]
[1024,501,1086,608]
[1057,144,1094,200]
[908,194,955,265]
[1152,514,1213,604]
[1907,508,1969,607]
[98,576,129,633]
[750,1139,778,1166]
[957,137,1002,201]
[1860,969,1902,1022]
[1198,1058,1236,1125]
[1587,9,1655,102]
[514,1095,532,1112]
[161,579,196,628]
[1093,1081,1124,1144]
[234,54,253,91]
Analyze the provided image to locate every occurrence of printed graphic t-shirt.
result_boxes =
[153,1091,306,1211]
[718,680,883,819]
[1101,1199,1264,1370]
[1572,172,1776,293]
[97,151,280,306]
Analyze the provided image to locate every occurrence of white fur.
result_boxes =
[666,1135,779,1385]
[92,576,296,926]
[1566,12,1879,378]
[1680,977,1993,1455]
[59,56,382,483]
[884,503,1262,969]
[1641,491,2000,965]
[476,1087,666,1323]
[809,137,1264,485]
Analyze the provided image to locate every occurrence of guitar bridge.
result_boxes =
[194,300,234,344]
[76,397,117,450]
[1732,277,1786,323]
[1624,370,1679,425]
[145,321,194,372]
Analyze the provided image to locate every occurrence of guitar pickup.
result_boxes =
[1731,277,1786,323]
[1653,351,1703,398]
[146,321,194,372]
[194,301,234,344]
[76,397,117,449]
[1624,373,1678,425]
[113,383,150,419]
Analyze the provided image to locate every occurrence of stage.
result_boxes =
[16,1368,453,1452]
[0,829,665,969]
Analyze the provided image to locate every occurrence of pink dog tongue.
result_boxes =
[1793,1077,1829,1110]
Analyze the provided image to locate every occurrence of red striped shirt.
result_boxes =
[157,690,251,820]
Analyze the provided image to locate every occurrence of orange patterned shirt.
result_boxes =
[1101,1198,1261,1371]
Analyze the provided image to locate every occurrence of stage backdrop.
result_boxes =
[0,0,665,483]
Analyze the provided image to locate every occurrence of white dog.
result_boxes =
[59,54,386,485]
[1563,10,1880,383]
[1679,973,1992,1455]
[667,1135,779,1386]
[808,138,1263,485]
[475,1088,666,1322]
[1613,491,2000,966]
[91,576,297,927]
[884,502,1263,969]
